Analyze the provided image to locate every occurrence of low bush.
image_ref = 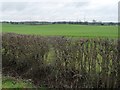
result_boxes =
[2,33,120,88]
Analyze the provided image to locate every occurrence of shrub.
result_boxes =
[2,33,120,88]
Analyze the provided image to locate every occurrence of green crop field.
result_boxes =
[2,24,118,38]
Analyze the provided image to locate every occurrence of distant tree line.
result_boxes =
[1,21,118,26]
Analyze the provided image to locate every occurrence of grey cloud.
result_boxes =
[0,0,119,22]
[1,2,28,12]
[67,1,90,8]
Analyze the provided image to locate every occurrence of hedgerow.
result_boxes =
[2,33,120,88]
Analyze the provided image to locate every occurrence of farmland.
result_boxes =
[2,23,120,88]
[2,23,118,38]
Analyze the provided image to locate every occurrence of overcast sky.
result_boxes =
[0,0,119,22]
